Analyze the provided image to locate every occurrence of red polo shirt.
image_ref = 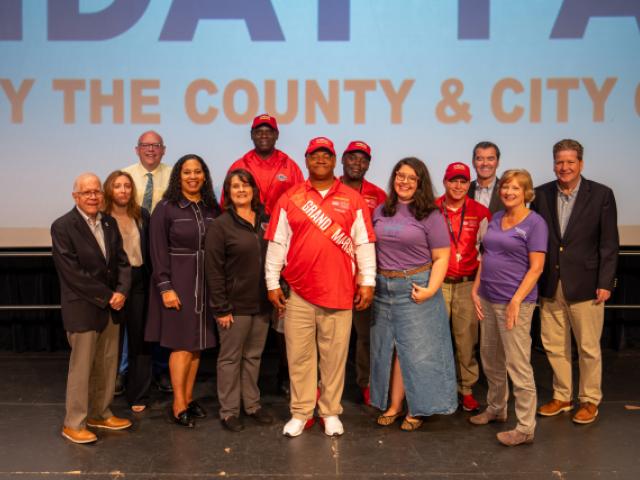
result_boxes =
[435,196,491,277]
[340,177,387,215]
[265,179,375,309]
[225,149,304,214]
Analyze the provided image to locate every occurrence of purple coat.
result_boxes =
[145,198,218,351]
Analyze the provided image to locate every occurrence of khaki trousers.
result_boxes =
[216,313,270,419]
[352,305,372,388]
[65,316,120,429]
[442,281,479,395]
[540,281,604,405]
[285,290,352,420]
[480,299,536,435]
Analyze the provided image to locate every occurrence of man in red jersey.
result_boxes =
[436,162,491,413]
[265,137,376,438]
[340,140,386,406]
[226,113,304,396]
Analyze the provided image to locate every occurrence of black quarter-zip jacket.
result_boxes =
[204,207,272,317]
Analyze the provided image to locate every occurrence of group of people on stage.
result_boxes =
[51,113,618,448]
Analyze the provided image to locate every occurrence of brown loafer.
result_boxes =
[496,429,534,447]
[87,416,132,430]
[572,402,598,424]
[62,427,97,444]
[537,399,573,417]
[469,409,507,425]
[400,416,423,432]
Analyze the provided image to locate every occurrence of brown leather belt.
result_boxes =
[377,263,432,278]
[443,273,476,284]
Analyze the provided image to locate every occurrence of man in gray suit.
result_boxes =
[467,141,503,214]
[51,173,132,443]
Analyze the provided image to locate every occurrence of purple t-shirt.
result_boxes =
[479,210,548,304]
[373,203,450,270]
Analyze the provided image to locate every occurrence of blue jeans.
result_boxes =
[370,270,458,416]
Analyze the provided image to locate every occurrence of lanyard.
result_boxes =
[442,199,466,262]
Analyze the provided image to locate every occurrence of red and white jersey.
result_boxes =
[225,149,304,214]
[435,195,491,277]
[340,177,387,215]
[265,179,376,310]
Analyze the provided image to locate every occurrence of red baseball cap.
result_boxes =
[305,137,336,156]
[251,113,278,132]
[344,140,372,159]
[444,162,471,181]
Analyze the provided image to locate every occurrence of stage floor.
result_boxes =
[0,348,639,480]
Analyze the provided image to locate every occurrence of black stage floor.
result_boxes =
[1,348,639,480]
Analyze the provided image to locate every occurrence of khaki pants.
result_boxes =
[285,290,352,420]
[65,316,120,429]
[442,281,479,395]
[540,281,604,405]
[352,306,372,388]
[480,299,536,435]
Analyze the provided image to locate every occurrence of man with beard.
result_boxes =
[340,141,386,405]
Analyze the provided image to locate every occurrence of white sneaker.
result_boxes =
[323,415,344,436]
[282,417,305,437]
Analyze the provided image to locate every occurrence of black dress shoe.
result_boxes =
[173,410,195,428]
[114,373,126,396]
[187,401,207,418]
[247,407,274,425]
[155,373,173,393]
[221,415,244,432]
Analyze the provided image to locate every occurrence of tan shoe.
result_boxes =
[537,399,573,416]
[61,427,97,444]
[572,402,598,424]
[496,429,534,447]
[87,416,132,430]
[469,409,507,425]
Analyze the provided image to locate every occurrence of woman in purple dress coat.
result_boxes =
[145,154,221,427]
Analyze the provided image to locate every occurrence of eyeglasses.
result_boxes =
[76,190,103,198]
[395,172,419,183]
[138,143,164,150]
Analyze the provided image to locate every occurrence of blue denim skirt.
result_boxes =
[370,269,458,416]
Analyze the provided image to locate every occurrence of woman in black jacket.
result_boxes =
[205,168,274,432]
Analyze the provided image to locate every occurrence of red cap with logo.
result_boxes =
[305,137,336,156]
[344,140,372,159]
[251,113,278,132]
[444,162,471,181]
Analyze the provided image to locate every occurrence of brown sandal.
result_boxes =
[400,416,423,431]
[377,411,405,426]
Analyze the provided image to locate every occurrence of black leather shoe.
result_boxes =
[173,410,195,428]
[155,373,173,393]
[247,407,274,425]
[187,401,207,419]
[114,373,126,396]
[221,415,244,432]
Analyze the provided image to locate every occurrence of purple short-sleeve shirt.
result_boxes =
[373,203,450,271]
[479,210,548,304]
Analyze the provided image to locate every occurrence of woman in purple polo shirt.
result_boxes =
[470,169,548,447]
[370,157,458,431]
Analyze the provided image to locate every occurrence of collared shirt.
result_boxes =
[474,178,496,209]
[339,177,387,215]
[557,178,581,237]
[76,207,106,258]
[264,179,376,310]
[122,162,172,212]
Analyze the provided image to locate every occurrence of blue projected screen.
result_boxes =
[1,1,639,246]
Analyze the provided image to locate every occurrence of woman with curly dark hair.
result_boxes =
[145,154,221,428]
[370,157,458,431]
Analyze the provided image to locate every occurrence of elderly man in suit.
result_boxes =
[531,139,618,425]
[51,172,132,443]
[467,141,503,214]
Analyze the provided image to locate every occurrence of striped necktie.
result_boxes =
[142,172,153,212]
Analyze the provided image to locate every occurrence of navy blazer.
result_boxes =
[530,177,618,302]
[468,177,503,214]
[51,208,131,332]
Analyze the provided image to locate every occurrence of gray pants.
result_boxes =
[216,313,270,419]
[480,299,537,435]
[65,316,119,429]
